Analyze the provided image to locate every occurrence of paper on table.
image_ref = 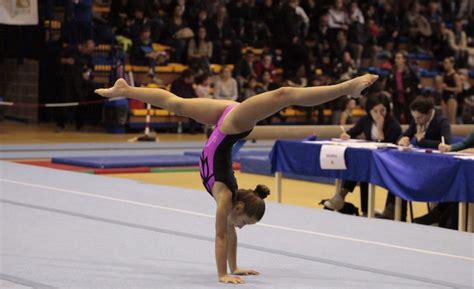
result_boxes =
[320,145,347,169]
[453,155,474,160]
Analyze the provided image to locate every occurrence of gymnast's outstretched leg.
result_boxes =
[220,74,379,134]
[95,78,236,125]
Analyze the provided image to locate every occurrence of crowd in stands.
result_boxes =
[43,0,474,130]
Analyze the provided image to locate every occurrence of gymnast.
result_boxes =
[95,73,378,284]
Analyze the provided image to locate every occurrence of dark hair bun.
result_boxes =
[254,184,270,199]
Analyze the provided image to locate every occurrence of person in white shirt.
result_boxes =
[213,65,239,101]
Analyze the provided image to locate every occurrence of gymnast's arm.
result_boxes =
[214,189,245,284]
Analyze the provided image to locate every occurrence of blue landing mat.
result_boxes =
[52,155,200,168]
[184,150,270,162]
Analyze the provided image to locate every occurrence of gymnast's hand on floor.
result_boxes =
[95,78,129,98]
[348,74,379,98]
[219,275,245,284]
[232,267,260,276]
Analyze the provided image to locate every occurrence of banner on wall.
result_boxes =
[0,0,38,25]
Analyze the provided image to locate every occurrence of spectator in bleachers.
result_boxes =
[385,51,420,124]
[194,73,212,99]
[324,93,403,218]
[457,69,474,124]
[426,0,443,28]
[333,51,357,82]
[404,1,432,52]
[274,0,308,48]
[187,26,213,73]
[449,19,469,68]
[207,5,238,64]
[242,76,264,101]
[66,0,93,44]
[331,30,351,66]
[432,22,455,62]
[347,1,365,67]
[190,9,210,33]
[170,69,200,133]
[313,14,332,67]
[170,69,197,99]
[234,50,257,82]
[254,54,276,81]
[213,65,239,101]
[328,0,349,34]
[338,96,356,125]
[441,57,462,124]
[164,4,193,62]
[260,70,280,92]
[130,25,165,75]
[379,1,401,46]
[432,75,445,108]
[398,96,451,149]
[259,0,278,37]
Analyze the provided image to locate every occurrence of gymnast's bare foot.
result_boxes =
[347,74,379,98]
[95,78,129,98]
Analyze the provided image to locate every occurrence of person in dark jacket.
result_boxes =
[398,96,452,149]
[324,93,402,217]
[397,96,453,226]
[385,51,420,124]
[170,69,199,133]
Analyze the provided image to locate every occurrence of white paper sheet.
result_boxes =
[320,145,347,169]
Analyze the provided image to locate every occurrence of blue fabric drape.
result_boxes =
[270,140,474,202]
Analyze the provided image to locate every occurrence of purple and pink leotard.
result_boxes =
[199,104,252,197]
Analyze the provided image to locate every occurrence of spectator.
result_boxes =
[235,50,257,81]
[457,69,474,124]
[170,69,200,133]
[347,1,365,66]
[432,22,455,62]
[207,5,238,64]
[170,69,197,99]
[66,0,93,44]
[338,97,356,125]
[260,70,279,92]
[187,26,213,73]
[130,25,166,75]
[328,0,349,33]
[333,51,356,82]
[55,39,95,131]
[385,51,420,124]
[242,76,264,101]
[194,73,212,99]
[331,30,351,66]
[398,96,451,149]
[404,1,432,51]
[254,54,276,80]
[164,4,193,62]
[213,65,239,101]
[441,57,462,124]
[313,14,331,66]
[449,19,469,68]
[324,93,403,218]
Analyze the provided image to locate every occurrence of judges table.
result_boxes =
[270,140,474,231]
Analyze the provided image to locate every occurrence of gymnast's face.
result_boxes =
[228,203,258,229]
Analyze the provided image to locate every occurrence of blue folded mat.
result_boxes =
[52,155,200,168]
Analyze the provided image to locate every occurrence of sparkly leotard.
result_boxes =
[199,104,252,197]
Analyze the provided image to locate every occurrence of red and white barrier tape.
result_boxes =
[0,97,125,108]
